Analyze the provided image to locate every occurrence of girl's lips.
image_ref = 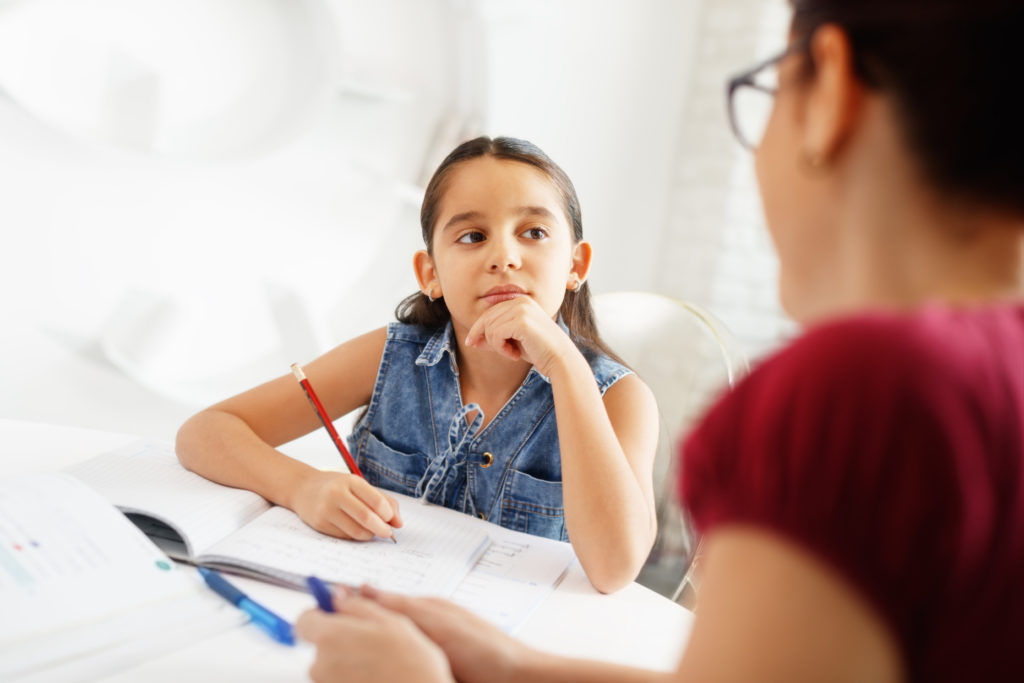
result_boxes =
[481,286,527,305]
[482,291,525,305]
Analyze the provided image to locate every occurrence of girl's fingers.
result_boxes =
[325,506,376,541]
[349,480,401,533]
[381,493,404,528]
[337,493,396,540]
[468,310,521,360]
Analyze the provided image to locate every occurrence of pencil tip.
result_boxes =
[290,363,306,381]
[391,536,397,544]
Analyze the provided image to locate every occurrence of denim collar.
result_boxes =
[414,318,572,386]
[416,322,459,370]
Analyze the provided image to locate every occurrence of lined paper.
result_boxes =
[451,524,576,632]
[202,499,490,596]
[63,441,572,611]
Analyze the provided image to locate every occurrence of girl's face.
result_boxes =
[415,156,589,337]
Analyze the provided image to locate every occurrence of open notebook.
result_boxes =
[64,441,491,597]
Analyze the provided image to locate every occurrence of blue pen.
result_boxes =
[306,575,336,613]
[198,567,295,645]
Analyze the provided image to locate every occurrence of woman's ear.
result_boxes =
[802,24,866,164]
[567,241,593,290]
[413,250,440,298]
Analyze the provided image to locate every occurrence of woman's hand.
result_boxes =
[296,592,453,683]
[464,296,576,377]
[291,471,403,541]
[358,586,526,683]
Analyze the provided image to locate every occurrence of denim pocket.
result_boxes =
[359,432,429,497]
[500,469,568,542]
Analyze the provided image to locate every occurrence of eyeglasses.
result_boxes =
[726,39,810,151]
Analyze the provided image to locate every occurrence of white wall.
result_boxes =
[0,0,703,438]
[476,0,700,294]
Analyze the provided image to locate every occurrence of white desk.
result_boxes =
[1,418,693,681]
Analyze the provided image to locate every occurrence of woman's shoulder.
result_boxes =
[757,302,1024,394]
[682,303,1024,675]
[684,302,1024,496]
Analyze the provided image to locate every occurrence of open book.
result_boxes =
[64,441,492,597]
[0,472,244,682]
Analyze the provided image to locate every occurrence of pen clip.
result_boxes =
[306,575,336,613]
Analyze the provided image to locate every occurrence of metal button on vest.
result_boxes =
[480,451,494,468]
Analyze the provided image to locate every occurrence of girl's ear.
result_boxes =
[567,241,593,291]
[802,24,865,164]
[413,250,440,298]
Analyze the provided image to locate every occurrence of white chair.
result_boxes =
[592,291,748,606]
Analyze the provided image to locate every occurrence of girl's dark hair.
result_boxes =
[395,135,623,363]
[790,0,1024,217]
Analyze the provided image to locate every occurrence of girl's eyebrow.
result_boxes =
[442,206,557,233]
[442,210,485,232]
[515,206,557,220]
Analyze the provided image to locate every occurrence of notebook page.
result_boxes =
[450,524,576,633]
[65,441,271,557]
[199,496,491,596]
[0,472,239,680]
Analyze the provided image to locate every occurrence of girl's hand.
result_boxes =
[292,471,403,541]
[296,592,453,683]
[465,296,575,377]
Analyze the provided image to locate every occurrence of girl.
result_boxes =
[295,1,1024,682]
[176,136,659,593]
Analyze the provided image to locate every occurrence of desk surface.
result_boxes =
[1,418,692,681]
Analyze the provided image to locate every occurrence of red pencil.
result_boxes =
[290,363,364,478]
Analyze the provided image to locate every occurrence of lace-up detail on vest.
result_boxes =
[347,322,632,541]
[415,403,484,515]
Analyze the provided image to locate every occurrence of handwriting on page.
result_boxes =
[450,528,576,633]
[201,504,490,596]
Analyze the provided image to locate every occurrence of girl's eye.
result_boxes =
[456,231,486,244]
[523,227,548,240]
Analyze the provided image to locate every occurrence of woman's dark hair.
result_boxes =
[395,135,623,363]
[790,0,1024,217]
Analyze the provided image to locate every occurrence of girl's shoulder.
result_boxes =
[578,344,633,395]
[385,321,446,344]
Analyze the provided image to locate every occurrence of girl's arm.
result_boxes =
[464,297,658,593]
[175,326,403,540]
[546,349,659,593]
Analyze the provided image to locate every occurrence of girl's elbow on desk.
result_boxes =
[586,560,642,594]
[579,533,654,594]
[174,412,212,472]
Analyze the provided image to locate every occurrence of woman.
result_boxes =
[296,0,1024,680]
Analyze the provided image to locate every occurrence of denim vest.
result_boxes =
[347,321,632,542]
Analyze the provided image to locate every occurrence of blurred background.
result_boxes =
[0,0,795,441]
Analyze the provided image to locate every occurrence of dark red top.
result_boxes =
[682,303,1024,681]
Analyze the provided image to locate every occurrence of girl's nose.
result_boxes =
[488,237,521,271]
